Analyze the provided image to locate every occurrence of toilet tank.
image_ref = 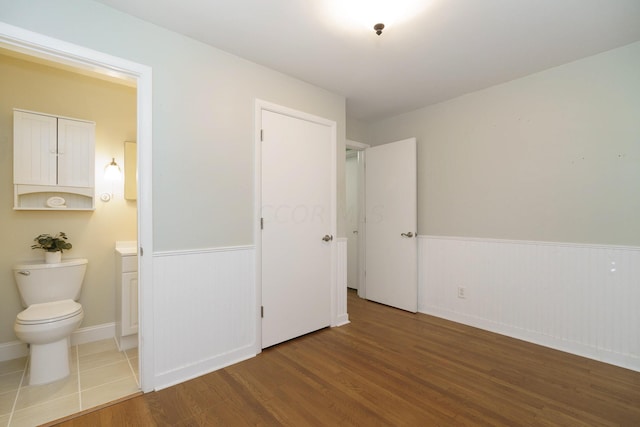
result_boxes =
[13,258,88,307]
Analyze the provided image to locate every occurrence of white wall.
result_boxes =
[346,115,367,142]
[365,42,640,370]
[367,41,640,246]
[0,0,346,389]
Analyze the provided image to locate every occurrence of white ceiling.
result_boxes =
[96,0,640,121]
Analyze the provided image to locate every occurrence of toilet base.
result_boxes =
[29,338,70,385]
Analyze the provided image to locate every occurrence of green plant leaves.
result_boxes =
[31,232,73,253]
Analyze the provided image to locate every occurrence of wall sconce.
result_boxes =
[104,157,122,180]
[101,158,121,203]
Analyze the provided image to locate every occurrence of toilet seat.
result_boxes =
[16,299,82,325]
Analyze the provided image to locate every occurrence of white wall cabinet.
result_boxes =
[13,109,95,210]
[116,246,138,351]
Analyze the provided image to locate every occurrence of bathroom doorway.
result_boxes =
[0,23,153,425]
[345,140,368,298]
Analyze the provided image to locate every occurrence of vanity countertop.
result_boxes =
[115,241,137,256]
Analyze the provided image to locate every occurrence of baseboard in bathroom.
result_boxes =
[71,322,116,346]
[0,340,28,362]
[0,322,117,362]
[116,334,138,352]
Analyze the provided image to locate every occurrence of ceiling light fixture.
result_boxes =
[373,23,385,35]
[324,0,429,33]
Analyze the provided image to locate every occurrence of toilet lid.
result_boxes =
[16,299,82,325]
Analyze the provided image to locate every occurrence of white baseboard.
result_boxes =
[0,340,28,362]
[71,322,115,346]
[116,334,138,352]
[154,345,256,391]
[0,322,116,362]
[333,314,350,327]
[422,305,640,372]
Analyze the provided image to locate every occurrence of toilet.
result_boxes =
[13,258,87,385]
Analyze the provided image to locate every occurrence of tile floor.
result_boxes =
[0,338,139,427]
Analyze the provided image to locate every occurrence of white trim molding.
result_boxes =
[0,322,116,362]
[71,322,116,346]
[0,341,27,362]
[154,245,255,257]
[419,235,640,372]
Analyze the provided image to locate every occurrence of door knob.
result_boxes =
[322,234,333,242]
[400,232,414,238]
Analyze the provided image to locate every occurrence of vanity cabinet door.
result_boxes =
[122,271,139,336]
[13,111,57,185]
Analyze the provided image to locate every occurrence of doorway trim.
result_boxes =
[255,99,337,353]
[346,140,369,298]
[0,22,155,392]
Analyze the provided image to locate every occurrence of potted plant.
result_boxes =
[31,232,72,264]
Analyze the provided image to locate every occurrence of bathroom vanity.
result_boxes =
[115,242,138,351]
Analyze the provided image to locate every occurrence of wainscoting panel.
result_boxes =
[419,236,640,371]
[152,246,256,389]
[334,238,350,326]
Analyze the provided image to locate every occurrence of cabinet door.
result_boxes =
[122,271,139,336]
[13,111,57,185]
[57,118,95,188]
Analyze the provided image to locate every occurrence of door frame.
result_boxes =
[346,140,369,298]
[0,23,155,392]
[254,100,337,353]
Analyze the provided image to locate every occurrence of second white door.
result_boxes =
[365,138,418,312]
[260,107,335,348]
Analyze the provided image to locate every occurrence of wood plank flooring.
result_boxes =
[53,290,640,426]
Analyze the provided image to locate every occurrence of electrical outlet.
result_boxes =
[457,286,466,299]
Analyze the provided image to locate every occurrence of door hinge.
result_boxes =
[261,217,264,230]
[260,129,264,141]
[261,306,264,318]
[140,247,143,256]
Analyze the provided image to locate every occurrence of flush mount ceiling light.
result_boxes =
[324,0,429,33]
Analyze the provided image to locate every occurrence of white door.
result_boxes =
[261,108,335,348]
[365,138,417,312]
[346,152,359,289]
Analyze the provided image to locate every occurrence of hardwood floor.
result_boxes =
[53,290,640,426]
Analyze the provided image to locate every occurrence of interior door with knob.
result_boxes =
[260,106,335,348]
[365,138,417,312]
